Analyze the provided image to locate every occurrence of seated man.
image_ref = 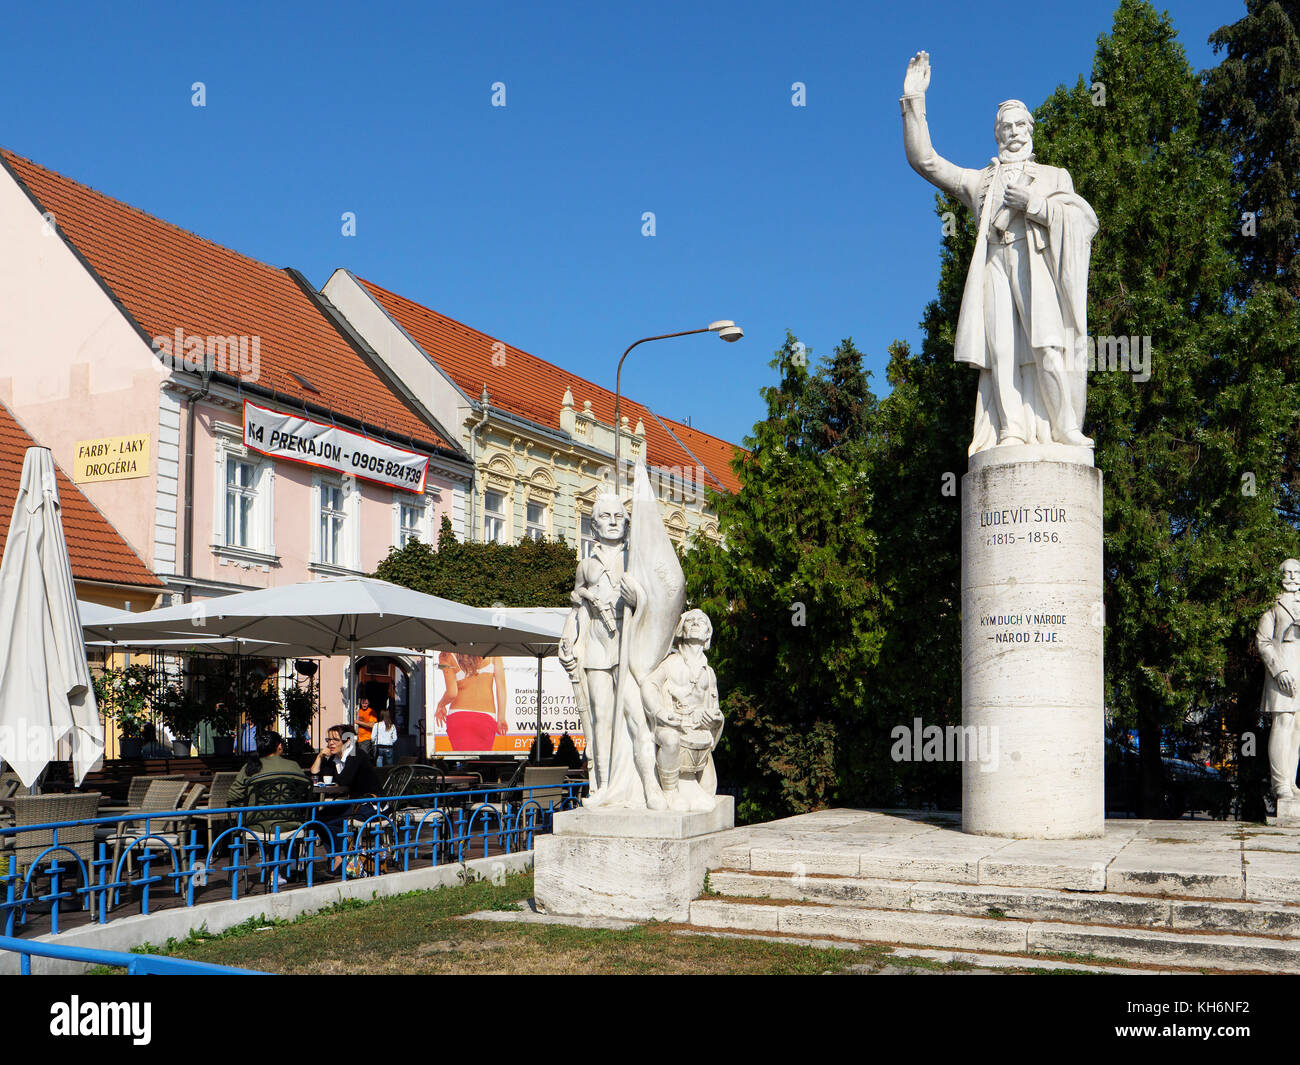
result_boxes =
[228,729,309,809]
[640,610,725,812]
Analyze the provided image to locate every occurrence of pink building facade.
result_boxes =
[0,150,471,747]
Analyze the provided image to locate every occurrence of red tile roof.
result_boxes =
[1,151,455,456]
[0,403,160,590]
[356,277,744,494]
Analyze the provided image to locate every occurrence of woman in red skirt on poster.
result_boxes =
[435,653,508,751]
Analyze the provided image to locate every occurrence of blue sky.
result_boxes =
[1,0,1231,446]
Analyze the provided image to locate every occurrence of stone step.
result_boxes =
[718,839,1300,902]
[678,930,1189,975]
[688,898,1300,973]
[706,869,1300,937]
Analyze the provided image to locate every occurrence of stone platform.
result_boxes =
[689,809,1300,973]
[1270,797,1300,827]
[534,797,735,922]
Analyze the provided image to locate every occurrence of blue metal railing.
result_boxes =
[0,932,263,974]
[0,781,584,940]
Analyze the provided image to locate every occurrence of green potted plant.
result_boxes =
[155,683,203,756]
[282,685,317,754]
[92,665,156,758]
[193,657,240,755]
[201,698,241,756]
[244,681,282,734]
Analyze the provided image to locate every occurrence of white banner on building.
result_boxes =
[242,400,428,493]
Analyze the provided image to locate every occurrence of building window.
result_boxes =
[213,423,275,564]
[224,458,258,549]
[580,514,598,558]
[398,499,425,548]
[319,481,346,565]
[483,490,506,544]
[525,501,547,541]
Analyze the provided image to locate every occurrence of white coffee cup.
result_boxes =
[322,776,334,785]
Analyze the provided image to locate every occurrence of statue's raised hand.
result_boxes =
[903,51,931,96]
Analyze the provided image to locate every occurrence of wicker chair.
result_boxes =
[196,771,240,853]
[100,774,184,815]
[241,776,321,889]
[149,784,208,848]
[522,766,571,805]
[106,778,191,874]
[0,793,102,876]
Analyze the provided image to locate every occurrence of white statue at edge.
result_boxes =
[901,50,1098,456]
[558,462,722,811]
[1258,558,1300,802]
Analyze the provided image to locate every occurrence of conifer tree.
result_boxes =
[685,335,887,820]
[1201,0,1300,299]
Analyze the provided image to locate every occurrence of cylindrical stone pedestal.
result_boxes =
[961,446,1104,838]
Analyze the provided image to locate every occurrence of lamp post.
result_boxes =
[612,321,743,494]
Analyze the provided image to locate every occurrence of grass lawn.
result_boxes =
[99,872,1092,975]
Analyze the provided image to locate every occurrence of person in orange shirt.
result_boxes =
[355,696,378,745]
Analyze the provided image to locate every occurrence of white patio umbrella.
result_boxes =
[80,599,360,658]
[76,598,123,636]
[92,576,561,723]
[0,449,105,787]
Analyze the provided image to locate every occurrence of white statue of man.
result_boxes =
[558,492,652,808]
[642,609,724,812]
[901,51,1099,455]
[1258,558,1300,802]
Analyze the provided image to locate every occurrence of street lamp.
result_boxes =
[613,321,743,494]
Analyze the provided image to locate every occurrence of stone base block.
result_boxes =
[534,797,734,922]
[1268,798,1300,827]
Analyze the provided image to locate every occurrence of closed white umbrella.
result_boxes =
[0,449,104,786]
[94,576,561,723]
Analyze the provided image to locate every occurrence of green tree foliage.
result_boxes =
[860,194,979,808]
[1201,0,1300,299]
[373,515,576,608]
[1021,0,1298,813]
[1201,0,1300,530]
[684,335,888,822]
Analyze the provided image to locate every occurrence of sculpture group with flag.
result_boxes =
[558,461,724,813]
[535,461,733,921]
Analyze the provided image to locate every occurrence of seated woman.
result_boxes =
[309,724,380,797]
[308,724,381,867]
